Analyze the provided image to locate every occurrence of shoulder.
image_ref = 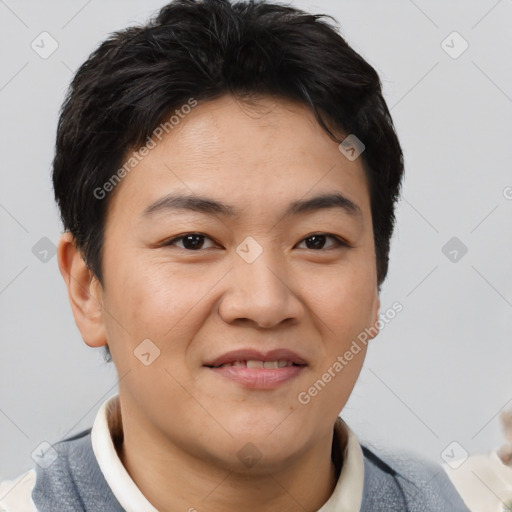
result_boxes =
[0,428,94,512]
[0,469,38,512]
[360,443,471,512]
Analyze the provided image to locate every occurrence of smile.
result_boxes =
[209,360,302,369]
[206,363,306,389]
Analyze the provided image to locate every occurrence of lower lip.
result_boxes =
[206,365,306,389]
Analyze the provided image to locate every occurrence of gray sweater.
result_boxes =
[31,428,470,511]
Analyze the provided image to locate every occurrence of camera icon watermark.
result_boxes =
[441,31,469,60]
[338,134,365,161]
[31,31,59,59]
[236,236,263,264]
[32,237,57,263]
[134,338,161,366]
[236,442,262,468]
[442,237,468,263]
[31,441,58,469]
[441,441,469,469]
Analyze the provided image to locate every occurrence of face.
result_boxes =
[70,94,380,473]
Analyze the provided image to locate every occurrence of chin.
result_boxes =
[222,441,304,476]
[224,415,302,444]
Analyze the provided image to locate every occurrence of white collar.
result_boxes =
[91,394,365,512]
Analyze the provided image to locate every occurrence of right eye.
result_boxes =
[161,233,219,251]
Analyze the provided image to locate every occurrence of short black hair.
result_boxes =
[52,0,404,361]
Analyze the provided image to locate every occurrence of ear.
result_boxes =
[369,289,381,340]
[57,232,108,348]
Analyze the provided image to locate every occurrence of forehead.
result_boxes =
[105,94,371,225]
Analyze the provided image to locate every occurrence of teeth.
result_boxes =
[246,360,264,369]
[215,360,295,368]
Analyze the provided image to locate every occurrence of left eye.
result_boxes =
[295,234,346,250]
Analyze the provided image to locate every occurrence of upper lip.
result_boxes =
[204,348,308,367]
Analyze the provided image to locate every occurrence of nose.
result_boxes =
[217,245,304,329]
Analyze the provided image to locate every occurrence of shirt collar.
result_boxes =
[91,394,364,512]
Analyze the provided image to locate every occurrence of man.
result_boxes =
[0,0,496,510]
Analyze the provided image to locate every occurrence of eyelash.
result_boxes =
[161,232,349,251]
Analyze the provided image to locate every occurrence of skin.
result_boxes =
[57,94,380,512]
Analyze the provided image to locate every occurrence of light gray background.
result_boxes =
[1,0,511,480]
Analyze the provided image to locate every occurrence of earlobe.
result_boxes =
[57,232,108,348]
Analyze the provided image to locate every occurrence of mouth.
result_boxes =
[203,348,308,368]
[203,349,308,389]
[206,360,305,369]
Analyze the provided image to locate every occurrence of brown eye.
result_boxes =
[163,233,217,250]
[297,234,347,250]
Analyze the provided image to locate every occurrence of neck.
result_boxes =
[110,398,344,512]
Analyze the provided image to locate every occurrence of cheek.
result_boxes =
[301,262,377,341]
[102,255,223,354]
[312,266,375,404]
[102,268,200,398]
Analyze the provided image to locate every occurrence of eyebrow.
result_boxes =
[141,192,362,220]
